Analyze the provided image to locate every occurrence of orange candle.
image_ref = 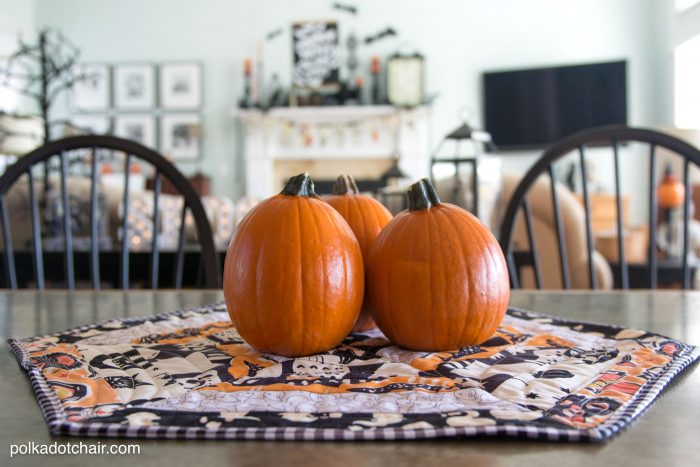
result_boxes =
[371,56,380,74]
[244,58,252,76]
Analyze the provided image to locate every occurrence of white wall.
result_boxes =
[0,0,34,55]
[16,0,673,200]
[0,0,36,113]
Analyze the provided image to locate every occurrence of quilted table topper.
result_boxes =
[9,303,699,442]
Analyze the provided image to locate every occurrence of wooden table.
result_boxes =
[1,290,698,467]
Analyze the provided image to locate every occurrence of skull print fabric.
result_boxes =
[9,303,699,442]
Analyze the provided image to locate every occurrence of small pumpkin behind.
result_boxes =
[366,178,509,351]
[223,172,364,357]
[657,165,685,209]
[326,175,393,332]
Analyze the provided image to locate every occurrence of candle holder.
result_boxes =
[370,56,382,105]
[239,58,253,108]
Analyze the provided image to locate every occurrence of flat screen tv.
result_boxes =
[483,60,627,150]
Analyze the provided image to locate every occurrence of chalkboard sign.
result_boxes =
[292,21,339,88]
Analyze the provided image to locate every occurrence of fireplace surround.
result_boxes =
[236,105,431,199]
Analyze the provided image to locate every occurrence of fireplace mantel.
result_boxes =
[235,105,431,199]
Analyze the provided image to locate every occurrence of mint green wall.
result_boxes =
[5,0,673,201]
[0,0,36,113]
[0,0,34,48]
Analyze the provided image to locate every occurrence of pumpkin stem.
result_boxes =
[281,172,319,198]
[408,178,441,211]
[332,174,360,195]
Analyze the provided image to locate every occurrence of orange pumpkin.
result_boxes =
[326,175,393,332]
[657,169,685,209]
[366,178,509,351]
[223,172,364,357]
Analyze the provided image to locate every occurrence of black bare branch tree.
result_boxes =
[0,28,94,143]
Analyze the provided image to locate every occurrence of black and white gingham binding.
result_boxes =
[7,303,700,443]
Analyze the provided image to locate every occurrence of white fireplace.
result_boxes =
[236,105,431,199]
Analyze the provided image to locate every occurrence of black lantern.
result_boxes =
[430,112,499,221]
[376,157,411,214]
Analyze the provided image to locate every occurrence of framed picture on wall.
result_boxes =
[114,63,156,110]
[114,114,157,149]
[71,63,111,111]
[159,113,202,160]
[68,115,112,135]
[159,63,202,109]
[292,21,339,88]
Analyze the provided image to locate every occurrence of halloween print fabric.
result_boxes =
[9,303,699,442]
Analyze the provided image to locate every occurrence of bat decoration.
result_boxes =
[332,3,358,15]
[266,28,284,41]
[364,27,398,44]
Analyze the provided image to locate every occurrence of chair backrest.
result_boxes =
[0,135,220,289]
[499,125,700,290]
[499,173,615,290]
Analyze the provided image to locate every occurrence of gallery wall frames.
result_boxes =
[159,113,202,161]
[114,114,157,150]
[71,63,111,112]
[159,62,203,110]
[114,63,156,110]
[69,61,204,160]
[69,115,112,135]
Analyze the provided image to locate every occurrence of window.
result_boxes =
[676,0,700,12]
[674,34,700,128]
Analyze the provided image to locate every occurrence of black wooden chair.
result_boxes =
[0,135,220,289]
[499,125,700,290]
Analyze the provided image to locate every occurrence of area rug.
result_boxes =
[8,302,699,442]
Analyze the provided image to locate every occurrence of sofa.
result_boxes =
[499,173,613,289]
[0,175,238,252]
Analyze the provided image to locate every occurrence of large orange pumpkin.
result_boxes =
[366,178,509,351]
[223,172,364,357]
[326,175,393,332]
